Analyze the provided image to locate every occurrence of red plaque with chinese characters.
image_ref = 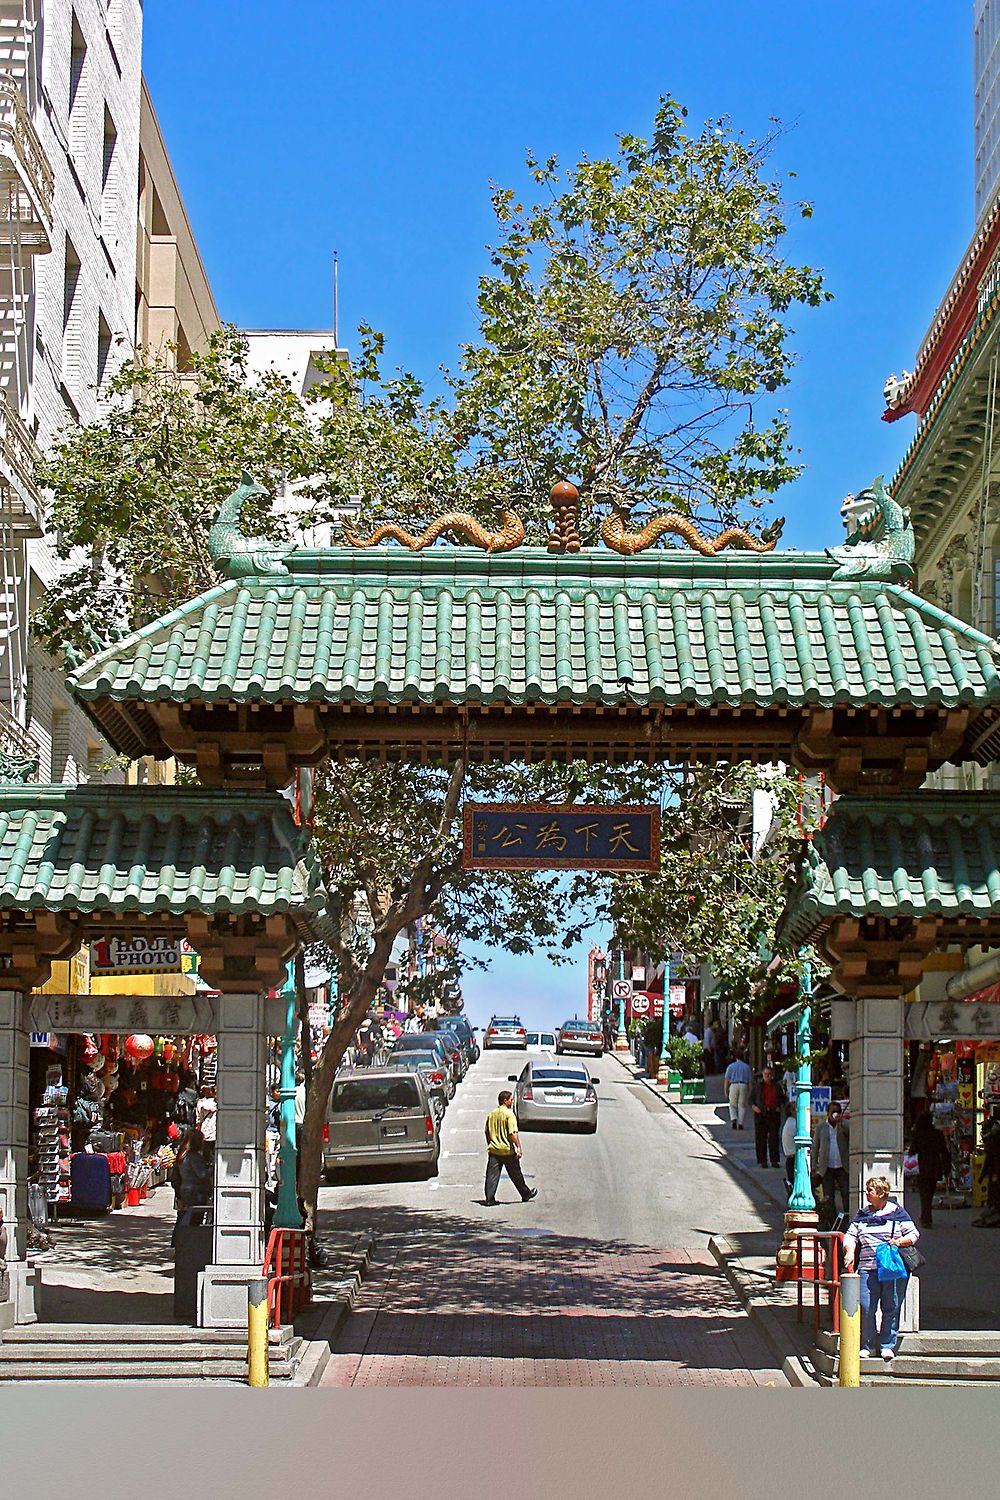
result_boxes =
[462,804,660,872]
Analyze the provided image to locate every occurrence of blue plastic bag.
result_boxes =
[875,1239,907,1282]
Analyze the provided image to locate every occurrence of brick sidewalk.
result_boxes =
[321,1233,787,1387]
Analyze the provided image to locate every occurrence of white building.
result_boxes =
[0,0,143,783]
[976,0,1000,223]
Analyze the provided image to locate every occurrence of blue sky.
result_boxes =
[145,4,972,1028]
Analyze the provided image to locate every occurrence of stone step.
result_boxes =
[816,1328,1000,1358]
[813,1347,1000,1382]
[0,1360,262,1382]
[1,1323,296,1345]
[0,1339,300,1365]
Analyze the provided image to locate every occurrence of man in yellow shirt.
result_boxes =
[484,1090,538,1205]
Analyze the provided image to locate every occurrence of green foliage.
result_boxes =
[665,1035,705,1079]
[32,326,317,661]
[308,95,828,543]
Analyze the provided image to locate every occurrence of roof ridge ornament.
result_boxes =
[600,499,784,556]
[827,477,915,584]
[208,473,289,578]
[341,507,525,553]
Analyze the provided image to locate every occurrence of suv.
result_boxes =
[323,1068,439,1179]
[484,1016,527,1050]
[555,1019,604,1057]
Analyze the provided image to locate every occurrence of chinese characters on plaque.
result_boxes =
[463,804,660,872]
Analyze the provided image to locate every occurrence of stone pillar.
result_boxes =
[0,989,37,1326]
[849,994,918,1330]
[198,991,267,1329]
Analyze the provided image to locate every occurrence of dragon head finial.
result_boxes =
[207,473,288,579]
[827,475,914,583]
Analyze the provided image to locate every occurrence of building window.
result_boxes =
[62,237,81,386]
[69,12,89,167]
[97,310,112,386]
[101,104,118,235]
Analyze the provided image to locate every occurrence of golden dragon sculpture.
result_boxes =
[342,508,526,554]
[601,506,785,557]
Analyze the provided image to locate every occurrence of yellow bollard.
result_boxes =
[838,1272,861,1387]
[248,1277,269,1387]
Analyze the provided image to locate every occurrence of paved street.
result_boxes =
[318,1050,788,1386]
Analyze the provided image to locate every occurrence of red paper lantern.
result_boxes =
[124,1034,155,1063]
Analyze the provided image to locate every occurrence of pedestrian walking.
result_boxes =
[811,1101,850,1221]
[750,1065,782,1167]
[909,1110,950,1227]
[723,1052,752,1129]
[702,1019,716,1075]
[483,1090,537,1205]
[195,1084,217,1143]
[842,1176,920,1361]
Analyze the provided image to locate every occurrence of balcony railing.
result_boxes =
[0,76,54,248]
[0,393,46,534]
[0,698,39,782]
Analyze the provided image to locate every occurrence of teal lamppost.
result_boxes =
[614,941,629,1052]
[776,954,817,1279]
[273,961,303,1231]
[788,957,816,1214]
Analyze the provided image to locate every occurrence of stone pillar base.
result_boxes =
[3,1258,39,1324]
[614,1032,629,1052]
[198,1263,261,1329]
[656,1057,669,1084]
[775,1209,821,1283]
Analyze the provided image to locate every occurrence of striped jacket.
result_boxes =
[843,1201,919,1271]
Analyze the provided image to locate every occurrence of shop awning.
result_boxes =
[765,989,834,1037]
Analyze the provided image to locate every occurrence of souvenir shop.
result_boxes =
[908,1036,1000,1211]
[29,1027,217,1221]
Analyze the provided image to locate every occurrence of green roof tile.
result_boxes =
[777,792,1000,949]
[0,785,334,939]
[69,549,1000,737]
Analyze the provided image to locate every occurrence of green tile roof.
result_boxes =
[68,549,1000,757]
[777,792,1000,949]
[0,784,334,939]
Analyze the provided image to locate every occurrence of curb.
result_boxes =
[709,1233,823,1388]
[294,1229,377,1388]
[607,1052,789,1215]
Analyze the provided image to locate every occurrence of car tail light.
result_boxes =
[430,1071,444,1084]
[522,1088,533,1101]
[516,1028,525,1036]
[425,1115,434,1136]
[585,1087,597,1101]
[322,1123,329,1143]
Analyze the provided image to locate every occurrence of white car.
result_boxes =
[525,1031,557,1053]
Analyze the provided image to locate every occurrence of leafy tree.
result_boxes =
[32,326,317,663]
[35,98,829,1229]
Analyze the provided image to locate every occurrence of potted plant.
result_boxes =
[667,1036,706,1100]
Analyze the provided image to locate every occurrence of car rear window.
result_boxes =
[531,1069,588,1084]
[525,1033,540,1044]
[540,1034,556,1045]
[331,1078,421,1111]
[394,1036,442,1050]
[386,1054,437,1070]
[561,1021,592,1031]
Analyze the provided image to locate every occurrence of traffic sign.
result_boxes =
[612,979,633,1002]
[630,992,650,1016]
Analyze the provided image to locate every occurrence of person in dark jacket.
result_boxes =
[909,1111,950,1227]
[171,1129,213,1213]
[750,1066,782,1168]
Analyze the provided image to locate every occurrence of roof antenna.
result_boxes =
[333,251,339,347]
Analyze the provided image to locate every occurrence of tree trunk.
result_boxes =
[297,928,398,1234]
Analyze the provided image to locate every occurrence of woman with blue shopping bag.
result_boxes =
[842,1175,921,1363]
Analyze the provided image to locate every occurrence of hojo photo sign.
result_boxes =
[463,804,660,872]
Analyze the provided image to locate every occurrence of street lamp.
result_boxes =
[776,954,817,1280]
[614,940,629,1052]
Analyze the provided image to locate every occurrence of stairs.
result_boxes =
[0,1323,303,1384]
[815,1329,1000,1386]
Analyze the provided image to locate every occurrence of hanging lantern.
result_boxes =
[153,1037,166,1061]
[162,1041,177,1065]
[124,1034,155,1063]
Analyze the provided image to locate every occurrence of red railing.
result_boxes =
[263,1227,311,1330]
[794,1230,845,1340]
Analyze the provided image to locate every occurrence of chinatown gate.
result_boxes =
[5,475,1000,1329]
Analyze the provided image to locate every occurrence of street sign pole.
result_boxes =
[614,947,629,1052]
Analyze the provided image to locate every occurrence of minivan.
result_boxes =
[323,1067,440,1179]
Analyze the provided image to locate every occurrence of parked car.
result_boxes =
[432,1027,468,1082]
[381,1050,453,1114]
[525,1031,557,1053]
[508,1061,599,1132]
[390,1033,452,1070]
[323,1068,440,1179]
[430,1013,479,1064]
[483,1016,528,1050]
[555,1019,604,1057]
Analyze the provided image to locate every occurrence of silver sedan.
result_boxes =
[508,1060,599,1132]
[555,1020,604,1057]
